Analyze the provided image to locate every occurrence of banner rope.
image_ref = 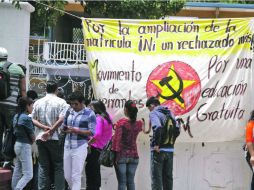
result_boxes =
[34,1,82,20]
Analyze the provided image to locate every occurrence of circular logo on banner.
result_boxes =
[146,61,201,116]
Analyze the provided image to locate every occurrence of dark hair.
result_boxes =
[57,88,65,99]
[68,91,85,103]
[125,100,138,123]
[90,100,112,124]
[16,95,22,103]
[249,110,254,121]
[17,96,33,114]
[146,96,160,107]
[84,99,91,107]
[27,90,38,100]
[46,80,58,93]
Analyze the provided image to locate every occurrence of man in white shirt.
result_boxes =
[32,80,69,190]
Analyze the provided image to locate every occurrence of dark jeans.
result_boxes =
[114,157,139,190]
[37,140,65,190]
[151,151,173,190]
[252,173,254,190]
[0,105,16,161]
[85,146,101,190]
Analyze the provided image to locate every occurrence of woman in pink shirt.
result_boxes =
[85,100,113,190]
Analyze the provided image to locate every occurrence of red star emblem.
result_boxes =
[146,61,201,116]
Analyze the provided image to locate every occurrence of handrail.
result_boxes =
[43,42,87,63]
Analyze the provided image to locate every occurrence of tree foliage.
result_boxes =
[187,0,253,3]
[79,0,185,19]
[12,1,66,36]
[13,0,185,35]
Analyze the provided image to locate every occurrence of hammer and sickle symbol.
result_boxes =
[157,68,184,103]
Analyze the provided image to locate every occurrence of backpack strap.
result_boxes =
[155,110,174,127]
[2,61,12,73]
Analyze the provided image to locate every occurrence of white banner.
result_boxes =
[82,18,254,142]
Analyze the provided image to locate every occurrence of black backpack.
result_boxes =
[0,61,12,100]
[2,114,19,160]
[159,113,180,148]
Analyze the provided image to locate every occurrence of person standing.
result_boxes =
[146,96,179,190]
[0,47,26,162]
[112,100,147,190]
[245,110,254,190]
[85,100,113,190]
[12,97,35,190]
[61,91,96,190]
[25,89,39,190]
[26,90,38,101]
[31,80,69,190]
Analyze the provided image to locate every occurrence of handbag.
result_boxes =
[98,139,115,167]
[2,114,20,160]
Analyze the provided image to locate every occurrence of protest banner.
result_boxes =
[82,18,254,142]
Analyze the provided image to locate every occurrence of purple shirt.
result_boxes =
[91,115,113,150]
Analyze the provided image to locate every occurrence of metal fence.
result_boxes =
[27,40,93,100]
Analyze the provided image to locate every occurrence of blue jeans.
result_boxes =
[151,151,173,190]
[37,140,65,190]
[114,157,139,190]
[12,142,33,190]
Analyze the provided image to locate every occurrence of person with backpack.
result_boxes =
[0,47,26,163]
[146,96,180,190]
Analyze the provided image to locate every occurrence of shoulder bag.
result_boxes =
[2,114,20,160]
[98,139,115,167]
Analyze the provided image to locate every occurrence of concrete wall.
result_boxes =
[81,140,252,190]
[0,2,34,65]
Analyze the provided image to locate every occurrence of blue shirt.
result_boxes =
[61,108,96,149]
[13,113,35,144]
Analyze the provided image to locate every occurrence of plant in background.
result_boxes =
[78,0,185,19]
[12,1,66,36]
